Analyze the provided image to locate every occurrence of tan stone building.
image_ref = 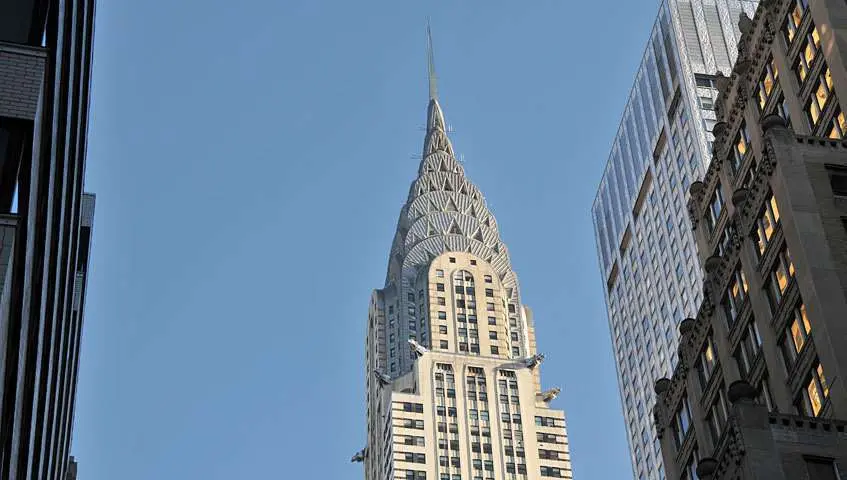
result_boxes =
[653,0,847,478]
[353,31,573,480]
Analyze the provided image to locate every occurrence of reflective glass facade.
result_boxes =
[591,1,757,479]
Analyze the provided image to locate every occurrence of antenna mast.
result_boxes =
[427,18,437,101]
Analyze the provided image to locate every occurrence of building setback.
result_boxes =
[654,0,847,478]
[0,0,97,479]
[354,30,573,480]
[592,1,757,479]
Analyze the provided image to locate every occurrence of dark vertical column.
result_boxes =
[0,0,96,477]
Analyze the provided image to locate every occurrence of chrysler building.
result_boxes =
[354,27,574,480]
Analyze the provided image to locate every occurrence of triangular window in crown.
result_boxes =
[468,204,477,218]
[448,221,462,235]
[473,229,484,242]
[446,198,459,212]
[429,200,439,212]
[459,182,468,195]
[444,178,453,192]
[429,181,437,192]
[440,158,450,172]
[493,243,500,254]
[483,217,491,227]
[426,221,435,236]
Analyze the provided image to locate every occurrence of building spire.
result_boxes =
[427,18,437,101]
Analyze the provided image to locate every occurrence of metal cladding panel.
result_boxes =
[679,1,705,65]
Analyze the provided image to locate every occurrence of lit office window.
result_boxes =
[781,301,811,367]
[757,57,779,110]
[784,0,809,45]
[827,108,847,139]
[797,361,829,416]
[732,123,750,172]
[765,247,796,311]
[806,67,833,128]
[794,26,821,83]
[753,194,781,257]
[722,266,748,327]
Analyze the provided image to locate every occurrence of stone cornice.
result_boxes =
[767,410,847,433]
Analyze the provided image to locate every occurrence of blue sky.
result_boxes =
[74,1,662,478]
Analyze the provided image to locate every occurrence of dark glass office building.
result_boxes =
[0,0,96,478]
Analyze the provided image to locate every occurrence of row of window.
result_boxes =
[534,416,564,428]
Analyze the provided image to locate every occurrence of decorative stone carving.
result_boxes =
[712,121,729,139]
[705,255,723,274]
[738,11,754,35]
[728,379,758,403]
[679,317,697,337]
[696,457,719,479]
[654,378,672,396]
[540,387,560,402]
[731,188,750,208]
[761,112,787,132]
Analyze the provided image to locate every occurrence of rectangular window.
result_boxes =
[756,374,775,411]
[827,107,847,139]
[806,66,833,129]
[777,95,792,127]
[795,26,821,83]
[781,301,811,368]
[486,302,495,312]
[485,288,494,297]
[722,266,749,327]
[706,184,724,232]
[732,123,750,173]
[753,194,781,257]
[696,336,718,389]
[805,457,839,480]
[436,283,445,292]
[797,361,829,416]
[784,0,809,45]
[705,388,729,445]
[735,320,762,377]
[828,166,847,196]
[757,57,779,110]
[766,247,796,312]
[672,397,692,448]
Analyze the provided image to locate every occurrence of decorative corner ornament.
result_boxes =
[373,369,391,386]
[540,387,560,402]
[524,353,545,369]
[351,448,367,463]
[408,338,429,357]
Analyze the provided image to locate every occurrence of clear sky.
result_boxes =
[73,1,663,478]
